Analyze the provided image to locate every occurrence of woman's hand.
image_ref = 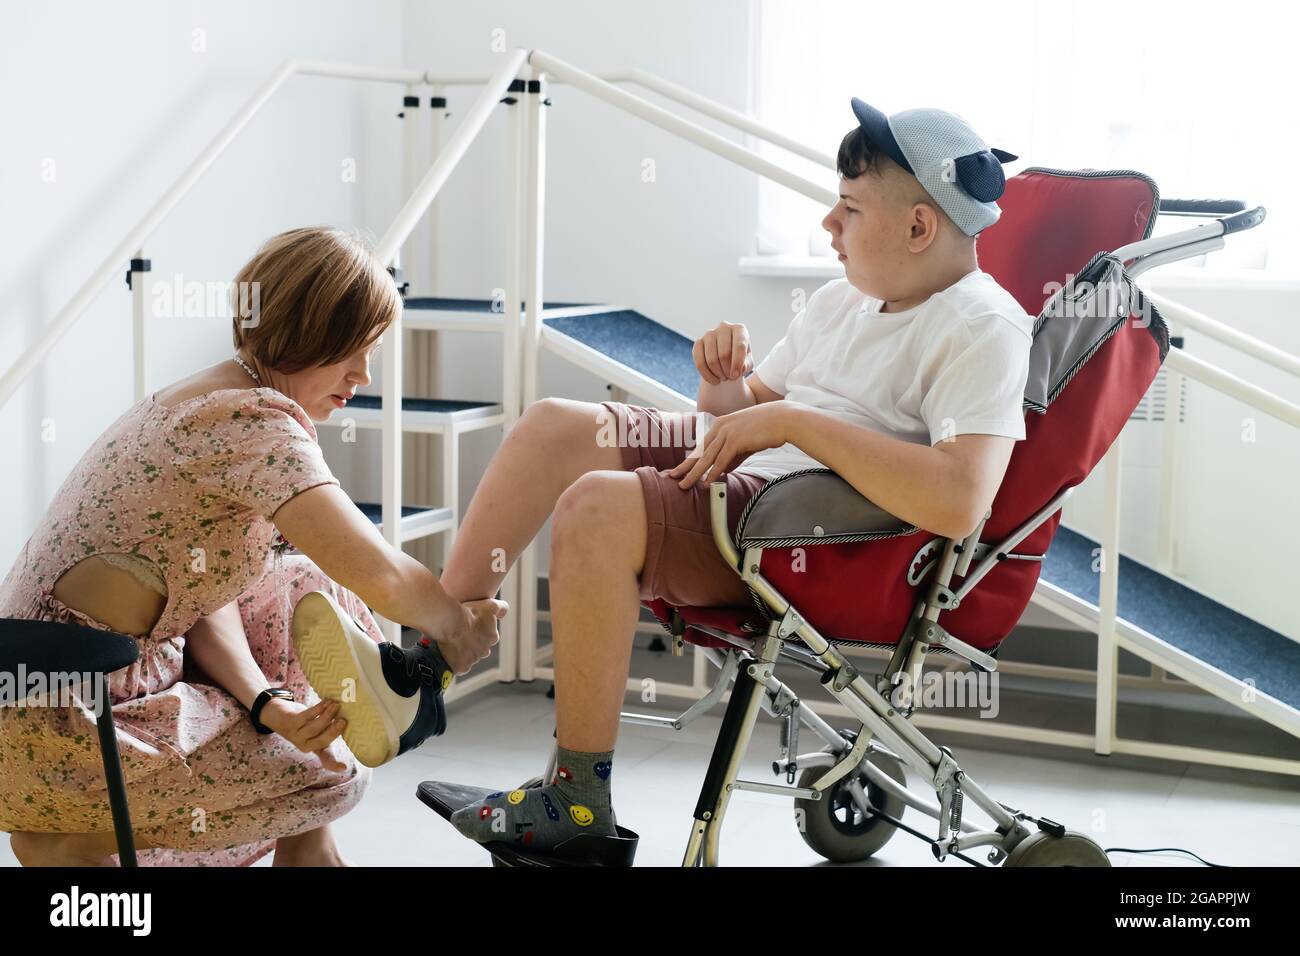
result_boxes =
[435,597,509,675]
[258,698,348,773]
[669,402,792,489]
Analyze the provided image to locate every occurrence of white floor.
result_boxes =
[307,680,1300,867]
[4,678,1298,867]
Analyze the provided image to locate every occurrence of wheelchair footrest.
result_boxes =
[416,780,639,867]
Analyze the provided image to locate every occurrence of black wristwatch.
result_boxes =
[250,687,296,734]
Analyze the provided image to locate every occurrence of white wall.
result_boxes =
[6,0,1297,649]
[1,0,405,559]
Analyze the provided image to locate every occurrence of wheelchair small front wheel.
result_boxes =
[1002,830,1111,867]
[794,749,906,863]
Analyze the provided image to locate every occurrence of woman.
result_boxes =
[0,226,505,866]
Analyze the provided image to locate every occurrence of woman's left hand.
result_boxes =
[669,402,791,489]
[258,698,348,772]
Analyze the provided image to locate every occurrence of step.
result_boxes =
[317,395,503,434]
[403,297,588,333]
[541,308,698,411]
[354,501,455,544]
[1039,525,1300,722]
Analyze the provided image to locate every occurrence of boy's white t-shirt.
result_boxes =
[729,269,1036,481]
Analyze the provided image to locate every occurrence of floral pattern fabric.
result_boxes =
[0,387,381,866]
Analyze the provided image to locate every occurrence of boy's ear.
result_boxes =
[907,201,942,252]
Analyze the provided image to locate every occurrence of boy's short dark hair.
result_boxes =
[836,126,885,179]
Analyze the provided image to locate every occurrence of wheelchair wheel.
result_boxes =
[794,746,906,863]
[1003,830,1111,867]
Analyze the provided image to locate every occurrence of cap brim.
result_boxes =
[850,97,913,174]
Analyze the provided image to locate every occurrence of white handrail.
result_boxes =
[528,51,837,207]
[376,50,528,263]
[618,68,836,169]
[1163,348,1300,429]
[1148,290,1300,382]
[296,59,429,84]
[371,48,529,642]
[423,65,838,168]
[0,57,430,412]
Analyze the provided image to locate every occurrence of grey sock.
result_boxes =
[450,747,616,851]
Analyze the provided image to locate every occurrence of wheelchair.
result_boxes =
[421,167,1265,866]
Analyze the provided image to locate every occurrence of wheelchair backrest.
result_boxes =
[974,168,1169,544]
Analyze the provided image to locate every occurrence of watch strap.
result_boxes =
[250,687,296,734]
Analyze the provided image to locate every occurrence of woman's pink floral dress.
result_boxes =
[0,386,384,866]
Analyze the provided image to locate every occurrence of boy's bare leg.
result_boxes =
[440,398,625,603]
[548,472,648,752]
[447,470,646,847]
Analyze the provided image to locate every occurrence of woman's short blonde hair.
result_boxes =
[230,226,401,373]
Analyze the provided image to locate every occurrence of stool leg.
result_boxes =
[94,682,137,867]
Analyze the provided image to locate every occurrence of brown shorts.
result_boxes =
[600,401,768,609]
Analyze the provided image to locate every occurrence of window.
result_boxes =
[752,0,1291,274]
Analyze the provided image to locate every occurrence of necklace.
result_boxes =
[233,354,261,385]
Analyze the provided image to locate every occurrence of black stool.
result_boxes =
[0,618,140,866]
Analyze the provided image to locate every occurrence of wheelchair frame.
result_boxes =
[616,480,1079,867]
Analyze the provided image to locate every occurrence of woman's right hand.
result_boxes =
[435,597,509,675]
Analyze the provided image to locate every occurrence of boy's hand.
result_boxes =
[694,321,753,385]
[669,403,791,489]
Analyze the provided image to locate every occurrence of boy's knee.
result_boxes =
[552,474,645,556]
[519,396,588,437]
[553,473,615,530]
[521,395,565,424]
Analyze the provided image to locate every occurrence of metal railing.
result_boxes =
[4,48,1299,771]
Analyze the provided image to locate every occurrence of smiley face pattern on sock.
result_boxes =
[449,747,616,852]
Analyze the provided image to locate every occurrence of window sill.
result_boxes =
[738,255,842,280]
[738,255,1300,291]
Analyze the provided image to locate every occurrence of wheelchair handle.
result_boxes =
[1219,205,1267,235]
[1159,198,1246,215]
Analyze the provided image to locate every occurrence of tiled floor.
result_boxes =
[325,680,1300,868]
[4,675,1298,868]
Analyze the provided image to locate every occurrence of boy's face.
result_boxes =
[822,164,932,300]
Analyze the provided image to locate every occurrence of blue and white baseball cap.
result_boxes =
[850,98,1018,236]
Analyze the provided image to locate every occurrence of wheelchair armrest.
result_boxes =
[733,469,921,549]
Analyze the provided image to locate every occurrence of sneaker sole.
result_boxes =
[291,591,399,768]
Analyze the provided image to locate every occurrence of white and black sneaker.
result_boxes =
[290,590,453,768]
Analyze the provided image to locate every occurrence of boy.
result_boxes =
[294,99,1033,854]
